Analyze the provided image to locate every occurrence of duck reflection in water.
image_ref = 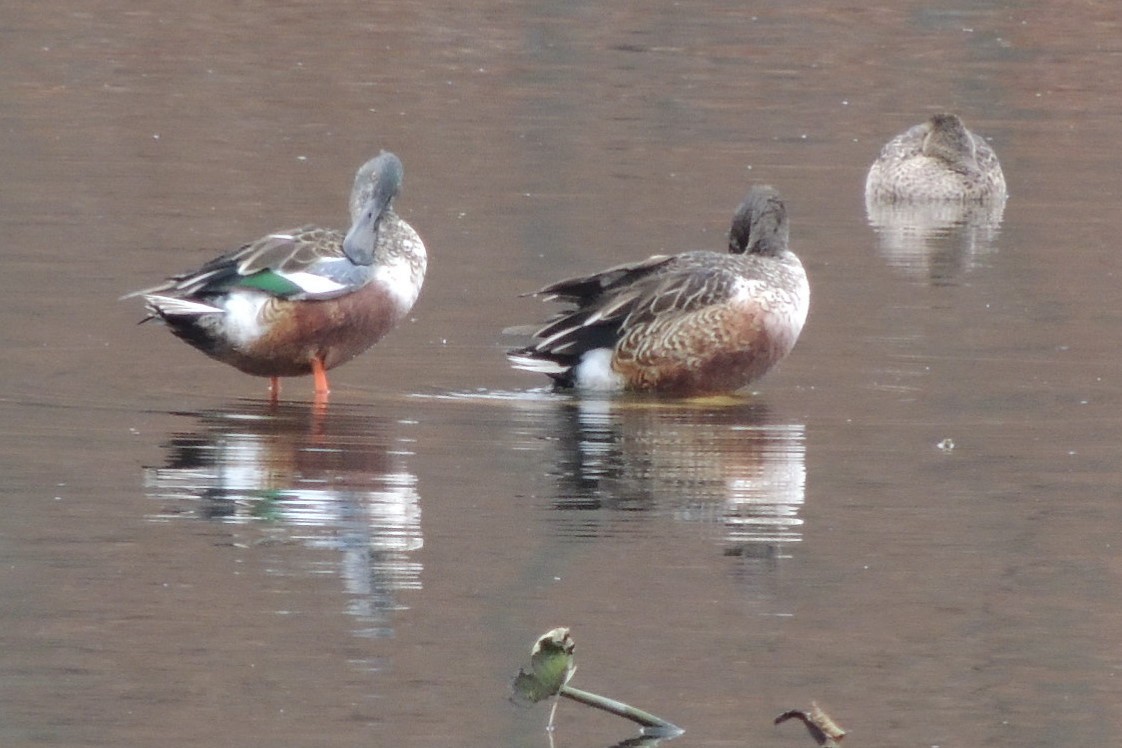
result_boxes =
[142,400,422,638]
[536,397,806,579]
[865,198,1006,285]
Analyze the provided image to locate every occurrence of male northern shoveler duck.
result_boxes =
[507,185,809,395]
[125,152,427,397]
[865,113,1006,203]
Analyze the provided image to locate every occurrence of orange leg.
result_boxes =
[311,355,330,395]
[268,376,281,402]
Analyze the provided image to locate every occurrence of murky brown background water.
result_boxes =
[3,1,1122,746]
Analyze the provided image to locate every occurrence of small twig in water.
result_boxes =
[560,684,683,737]
[775,702,846,747]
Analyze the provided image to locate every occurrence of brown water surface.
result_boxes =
[3,1,1122,746]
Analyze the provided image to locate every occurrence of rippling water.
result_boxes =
[3,1,1122,747]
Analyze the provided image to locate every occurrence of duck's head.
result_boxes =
[921,113,979,173]
[728,185,789,256]
[343,151,405,265]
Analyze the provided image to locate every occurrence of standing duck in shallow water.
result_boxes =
[865,113,1006,203]
[508,185,809,395]
[125,152,427,398]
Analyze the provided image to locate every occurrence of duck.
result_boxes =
[865,113,1006,203]
[124,151,427,397]
[507,185,809,395]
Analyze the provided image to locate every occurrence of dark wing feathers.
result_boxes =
[628,263,741,327]
[521,252,745,362]
[532,254,675,303]
[130,225,343,299]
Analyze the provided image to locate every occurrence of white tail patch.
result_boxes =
[509,349,623,390]
[144,294,223,316]
[507,354,568,375]
[573,348,623,390]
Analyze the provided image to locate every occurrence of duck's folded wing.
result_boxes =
[527,256,742,356]
[233,226,342,275]
[530,254,674,304]
[622,261,745,328]
[125,226,353,301]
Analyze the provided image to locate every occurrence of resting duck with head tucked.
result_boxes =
[125,152,427,398]
[508,185,809,396]
[865,113,1006,203]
